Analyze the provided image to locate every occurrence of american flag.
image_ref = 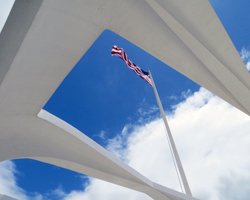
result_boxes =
[111,45,152,86]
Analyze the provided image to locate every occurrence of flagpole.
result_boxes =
[149,71,192,196]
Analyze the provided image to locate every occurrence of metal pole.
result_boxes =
[149,71,192,196]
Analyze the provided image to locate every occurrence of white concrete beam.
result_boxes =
[0,0,249,199]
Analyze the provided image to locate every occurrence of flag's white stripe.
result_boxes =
[111,45,152,85]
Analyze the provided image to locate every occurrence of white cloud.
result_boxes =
[64,179,149,200]
[1,88,248,200]
[0,161,46,200]
[168,89,193,103]
[0,161,27,200]
[0,0,15,33]
[240,47,250,71]
[63,88,250,200]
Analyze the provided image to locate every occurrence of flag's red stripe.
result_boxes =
[111,45,152,86]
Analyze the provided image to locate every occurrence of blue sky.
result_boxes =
[42,29,199,145]
[0,0,250,200]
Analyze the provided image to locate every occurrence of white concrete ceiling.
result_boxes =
[0,0,249,199]
[0,194,18,200]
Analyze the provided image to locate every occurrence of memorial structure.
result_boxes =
[0,1,249,199]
